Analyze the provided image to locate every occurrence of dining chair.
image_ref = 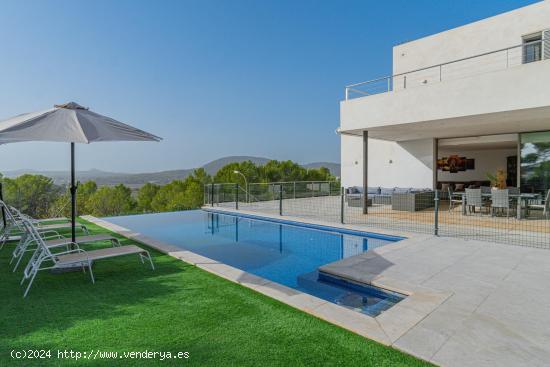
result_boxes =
[465,188,485,214]
[507,187,520,195]
[490,189,512,217]
[526,190,550,218]
[448,187,462,212]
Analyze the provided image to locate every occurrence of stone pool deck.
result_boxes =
[85,212,550,367]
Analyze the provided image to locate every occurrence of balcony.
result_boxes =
[340,38,550,141]
[345,39,548,100]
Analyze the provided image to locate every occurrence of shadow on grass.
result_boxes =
[0,222,193,342]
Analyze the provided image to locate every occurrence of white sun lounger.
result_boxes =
[20,219,154,298]
[13,233,121,272]
[0,202,88,249]
[9,206,88,234]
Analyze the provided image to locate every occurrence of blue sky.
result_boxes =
[0,0,539,173]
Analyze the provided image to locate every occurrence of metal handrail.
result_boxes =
[205,180,341,206]
[345,38,546,100]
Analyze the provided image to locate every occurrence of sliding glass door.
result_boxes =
[520,131,550,194]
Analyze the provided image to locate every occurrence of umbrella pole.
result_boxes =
[0,181,6,227]
[70,142,76,242]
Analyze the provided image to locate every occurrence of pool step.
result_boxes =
[296,270,406,317]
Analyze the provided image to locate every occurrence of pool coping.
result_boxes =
[81,213,452,350]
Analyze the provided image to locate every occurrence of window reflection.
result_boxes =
[520,131,550,194]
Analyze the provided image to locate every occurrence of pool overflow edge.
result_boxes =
[203,208,406,242]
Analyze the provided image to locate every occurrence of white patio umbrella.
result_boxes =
[0,102,161,241]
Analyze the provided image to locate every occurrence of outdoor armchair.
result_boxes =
[448,187,462,212]
[526,190,550,218]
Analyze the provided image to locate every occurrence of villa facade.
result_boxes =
[339,1,550,196]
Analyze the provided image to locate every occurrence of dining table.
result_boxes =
[454,192,540,219]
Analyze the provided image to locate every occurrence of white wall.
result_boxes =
[393,1,550,74]
[341,135,434,189]
[340,60,550,136]
[438,148,516,182]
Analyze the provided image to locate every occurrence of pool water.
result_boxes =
[105,210,405,316]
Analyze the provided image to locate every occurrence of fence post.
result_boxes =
[434,189,439,236]
[340,187,345,224]
[210,184,214,207]
[235,183,239,210]
[279,184,283,216]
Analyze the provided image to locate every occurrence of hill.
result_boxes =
[2,156,340,187]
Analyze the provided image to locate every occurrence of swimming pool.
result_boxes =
[105,210,405,316]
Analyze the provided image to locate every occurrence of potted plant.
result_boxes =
[486,169,507,189]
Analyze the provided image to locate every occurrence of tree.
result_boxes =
[87,184,135,217]
[181,173,206,208]
[151,180,187,212]
[305,166,333,181]
[49,180,98,218]
[2,174,61,218]
[137,183,160,212]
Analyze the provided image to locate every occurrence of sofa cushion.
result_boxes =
[413,188,432,193]
[347,186,361,194]
[380,187,395,195]
[367,186,381,195]
[394,187,412,194]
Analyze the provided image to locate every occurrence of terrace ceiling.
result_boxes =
[339,105,550,141]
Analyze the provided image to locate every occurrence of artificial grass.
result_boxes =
[0,219,432,366]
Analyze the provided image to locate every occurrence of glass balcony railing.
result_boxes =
[345,39,547,100]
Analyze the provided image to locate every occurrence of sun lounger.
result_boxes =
[13,233,121,272]
[9,206,88,234]
[0,202,89,249]
[20,219,154,298]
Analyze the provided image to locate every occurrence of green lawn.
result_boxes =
[0,219,431,366]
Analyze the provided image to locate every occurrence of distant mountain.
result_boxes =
[2,156,340,187]
[201,156,271,175]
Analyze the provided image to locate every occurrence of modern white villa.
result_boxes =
[339,1,550,198]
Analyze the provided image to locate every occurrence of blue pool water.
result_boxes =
[105,210,405,316]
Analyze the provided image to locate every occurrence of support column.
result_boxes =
[433,138,439,190]
[363,130,368,214]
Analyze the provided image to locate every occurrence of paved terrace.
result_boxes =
[208,207,550,367]
[215,196,550,248]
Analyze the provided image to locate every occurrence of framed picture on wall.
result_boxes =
[437,155,475,173]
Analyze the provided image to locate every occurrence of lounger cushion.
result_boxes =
[45,234,116,248]
[38,223,86,231]
[56,245,147,264]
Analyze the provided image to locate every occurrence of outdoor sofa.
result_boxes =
[346,187,435,212]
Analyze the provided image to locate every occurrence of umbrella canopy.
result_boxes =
[0,102,162,241]
[0,102,161,143]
